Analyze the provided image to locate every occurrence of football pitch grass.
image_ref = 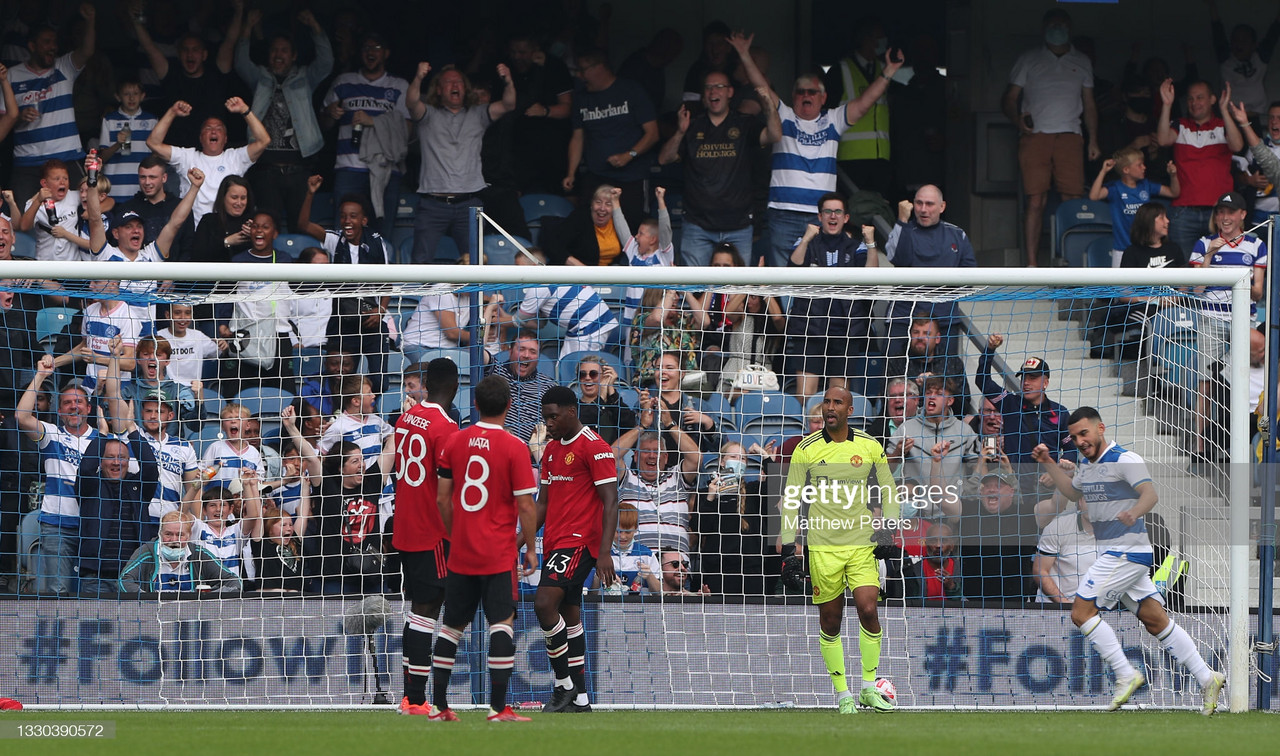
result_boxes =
[3,710,1277,755]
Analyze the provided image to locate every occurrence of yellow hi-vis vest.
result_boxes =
[837,57,890,162]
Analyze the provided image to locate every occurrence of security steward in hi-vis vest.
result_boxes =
[837,56,890,163]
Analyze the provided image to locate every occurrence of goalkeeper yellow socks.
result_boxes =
[859,625,882,689]
[819,631,848,693]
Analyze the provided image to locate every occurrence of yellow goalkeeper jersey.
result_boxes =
[781,427,900,550]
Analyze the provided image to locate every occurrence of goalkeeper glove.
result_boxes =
[872,529,897,560]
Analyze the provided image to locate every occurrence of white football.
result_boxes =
[874,677,897,703]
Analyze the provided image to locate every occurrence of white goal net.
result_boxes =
[0,256,1258,712]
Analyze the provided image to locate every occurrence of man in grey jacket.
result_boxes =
[888,376,979,506]
[119,511,241,593]
[233,8,333,232]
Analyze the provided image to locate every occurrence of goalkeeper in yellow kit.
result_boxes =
[780,387,900,714]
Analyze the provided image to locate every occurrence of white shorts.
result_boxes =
[561,322,617,358]
[1075,551,1162,611]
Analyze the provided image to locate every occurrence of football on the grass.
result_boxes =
[874,678,896,703]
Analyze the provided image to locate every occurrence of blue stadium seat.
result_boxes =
[380,385,405,422]
[13,230,36,259]
[1086,235,1115,268]
[385,351,409,383]
[274,234,323,257]
[234,387,296,419]
[189,421,227,457]
[557,350,628,386]
[1061,229,1112,268]
[700,393,738,433]
[454,384,473,423]
[35,307,78,346]
[202,389,226,419]
[262,423,282,450]
[257,420,281,442]
[396,194,415,225]
[735,391,805,440]
[1052,200,1110,266]
[390,227,414,263]
[483,235,532,266]
[615,385,638,409]
[847,392,874,424]
[520,193,574,225]
[293,347,324,379]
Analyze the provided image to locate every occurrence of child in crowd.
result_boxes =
[275,404,320,536]
[256,505,305,593]
[202,402,264,489]
[616,186,674,330]
[158,303,228,387]
[56,174,114,253]
[98,79,157,201]
[1089,146,1180,265]
[191,476,262,581]
[18,158,80,262]
[318,375,394,474]
[54,279,148,397]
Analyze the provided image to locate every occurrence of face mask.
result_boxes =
[160,544,186,562]
[874,38,888,57]
[1128,97,1152,112]
[722,458,747,476]
[1045,26,1069,47]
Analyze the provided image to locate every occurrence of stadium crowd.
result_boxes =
[0,3,1267,604]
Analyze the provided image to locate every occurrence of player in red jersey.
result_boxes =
[536,385,619,713]
[390,359,458,716]
[430,375,540,722]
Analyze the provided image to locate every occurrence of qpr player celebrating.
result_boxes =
[536,386,620,713]
[1034,407,1225,714]
[390,359,459,717]
[429,376,540,722]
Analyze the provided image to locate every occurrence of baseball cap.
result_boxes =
[141,389,177,410]
[980,470,1020,489]
[1016,357,1050,377]
[1214,192,1247,212]
[116,210,144,226]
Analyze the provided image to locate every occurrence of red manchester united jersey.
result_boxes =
[437,421,538,575]
[391,402,457,552]
[540,425,617,555]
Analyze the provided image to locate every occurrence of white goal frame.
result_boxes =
[1,259,1255,713]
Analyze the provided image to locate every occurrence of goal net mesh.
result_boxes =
[0,261,1256,710]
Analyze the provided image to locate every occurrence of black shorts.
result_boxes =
[539,546,595,607]
[400,545,448,605]
[442,570,518,628]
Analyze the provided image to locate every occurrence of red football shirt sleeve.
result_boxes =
[509,436,539,496]
[587,438,618,485]
[436,435,454,479]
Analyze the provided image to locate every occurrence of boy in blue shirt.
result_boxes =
[1089,147,1180,264]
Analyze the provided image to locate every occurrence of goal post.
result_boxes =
[0,257,1260,712]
